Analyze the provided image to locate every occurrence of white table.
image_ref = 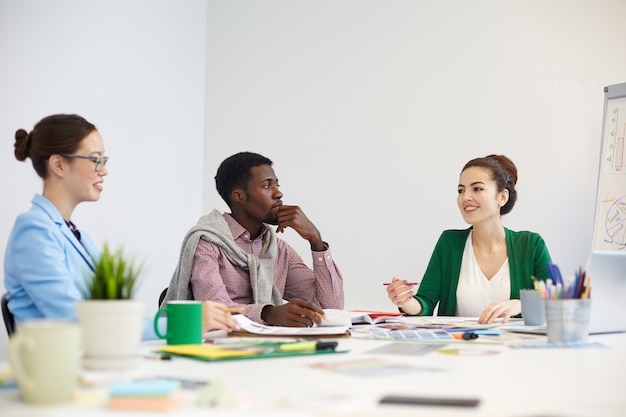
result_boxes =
[2,317,625,416]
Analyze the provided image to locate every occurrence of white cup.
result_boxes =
[9,320,81,404]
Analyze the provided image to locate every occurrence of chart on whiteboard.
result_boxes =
[593,95,626,250]
[604,103,626,174]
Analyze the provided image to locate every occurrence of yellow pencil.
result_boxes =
[223,307,245,313]
[314,311,327,321]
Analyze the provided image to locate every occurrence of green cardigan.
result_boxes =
[413,227,552,316]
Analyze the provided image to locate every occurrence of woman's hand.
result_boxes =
[478,299,521,324]
[202,301,239,332]
[386,277,421,315]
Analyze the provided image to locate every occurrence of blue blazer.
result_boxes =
[4,194,100,323]
[4,194,163,340]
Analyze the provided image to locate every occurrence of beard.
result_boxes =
[243,189,280,225]
[263,209,279,225]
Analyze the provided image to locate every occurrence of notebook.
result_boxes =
[322,309,407,326]
[507,251,626,335]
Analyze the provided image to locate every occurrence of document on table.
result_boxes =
[232,314,350,336]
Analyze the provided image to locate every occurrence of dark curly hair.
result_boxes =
[214,152,273,208]
[462,154,518,215]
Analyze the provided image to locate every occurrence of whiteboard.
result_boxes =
[592,83,626,251]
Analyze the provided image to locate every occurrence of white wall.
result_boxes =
[203,0,626,312]
[2,0,626,359]
[0,0,207,358]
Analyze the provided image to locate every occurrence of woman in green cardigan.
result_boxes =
[386,155,551,324]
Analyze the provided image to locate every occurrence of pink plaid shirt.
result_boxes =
[190,213,344,323]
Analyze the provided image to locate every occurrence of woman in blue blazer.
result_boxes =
[4,114,238,338]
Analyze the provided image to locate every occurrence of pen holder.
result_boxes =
[545,299,591,343]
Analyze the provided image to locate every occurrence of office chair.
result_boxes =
[2,292,16,337]
[158,287,168,308]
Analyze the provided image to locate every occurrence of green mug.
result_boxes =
[153,300,203,345]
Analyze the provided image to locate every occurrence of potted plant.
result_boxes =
[75,243,145,371]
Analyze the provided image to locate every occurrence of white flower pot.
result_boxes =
[75,300,144,371]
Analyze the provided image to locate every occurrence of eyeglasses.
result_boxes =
[62,154,109,172]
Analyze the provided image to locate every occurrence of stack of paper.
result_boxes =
[108,379,185,411]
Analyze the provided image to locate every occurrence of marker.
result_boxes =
[462,332,479,340]
[581,275,592,299]
[279,341,338,352]
[143,355,171,361]
[538,280,547,299]
[450,332,479,341]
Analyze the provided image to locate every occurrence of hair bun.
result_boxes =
[14,128,31,161]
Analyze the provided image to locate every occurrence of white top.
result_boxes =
[456,231,510,316]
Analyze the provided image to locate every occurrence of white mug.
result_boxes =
[9,320,81,404]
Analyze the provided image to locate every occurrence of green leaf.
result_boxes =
[83,242,144,300]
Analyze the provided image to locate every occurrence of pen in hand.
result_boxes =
[314,311,327,321]
[222,307,245,314]
[383,282,418,286]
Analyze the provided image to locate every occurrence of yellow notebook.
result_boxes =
[156,344,258,360]
[154,343,346,362]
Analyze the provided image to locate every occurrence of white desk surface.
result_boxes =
[2,317,625,416]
